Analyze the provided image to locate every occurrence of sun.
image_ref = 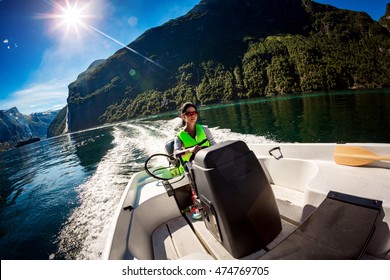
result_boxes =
[61,5,83,27]
[36,0,93,36]
[58,0,90,32]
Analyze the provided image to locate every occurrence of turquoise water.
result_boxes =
[0,89,389,259]
[197,89,390,143]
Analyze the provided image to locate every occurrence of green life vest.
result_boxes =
[177,124,211,163]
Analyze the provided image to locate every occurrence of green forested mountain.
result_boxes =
[52,0,390,134]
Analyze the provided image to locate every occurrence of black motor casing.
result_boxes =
[192,140,282,258]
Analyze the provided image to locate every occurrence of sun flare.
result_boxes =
[37,0,93,36]
[58,0,90,33]
[61,5,83,26]
[37,0,166,70]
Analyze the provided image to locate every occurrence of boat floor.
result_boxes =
[152,185,300,260]
[152,184,386,260]
[152,212,299,260]
[150,182,300,260]
[138,175,301,259]
[140,171,389,259]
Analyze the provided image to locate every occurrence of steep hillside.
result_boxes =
[379,3,390,32]
[59,0,390,132]
[47,106,68,138]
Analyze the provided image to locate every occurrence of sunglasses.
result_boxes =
[184,111,197,117]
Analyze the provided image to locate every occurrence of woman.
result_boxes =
[174,102,216,163]
[174,102,216,219]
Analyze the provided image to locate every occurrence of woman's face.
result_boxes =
[182,106,198,125]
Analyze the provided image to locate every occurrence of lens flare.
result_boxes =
[61,4,82,26]
[37,0,169,71]
[36,0,92,36]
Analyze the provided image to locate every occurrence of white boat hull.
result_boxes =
[103,142,390,260]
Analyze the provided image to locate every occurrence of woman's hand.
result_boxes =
[189,145,201,154]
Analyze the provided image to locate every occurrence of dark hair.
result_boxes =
[180,102,197,114]
[180,102,198,126]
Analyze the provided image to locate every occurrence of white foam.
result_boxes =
[209,126,275,144]
[55,126,137,259]
[55,118,182,259]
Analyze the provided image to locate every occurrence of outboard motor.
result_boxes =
[192,140,282,258]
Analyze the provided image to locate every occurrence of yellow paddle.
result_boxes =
[334,145,390,166]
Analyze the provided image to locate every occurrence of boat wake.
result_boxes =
[53,118,274,259]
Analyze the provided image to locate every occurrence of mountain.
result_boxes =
[52,0,390,134]
[29,110,61,138]
[379,3,390,32]
[0,107,59,152]
[47,106,68,138]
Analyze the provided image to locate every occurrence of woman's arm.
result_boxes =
[203,126,216,146]
[173,136,200,157]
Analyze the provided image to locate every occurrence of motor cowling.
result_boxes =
[192,140,282,258]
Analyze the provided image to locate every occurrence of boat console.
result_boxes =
[192,140,282,258]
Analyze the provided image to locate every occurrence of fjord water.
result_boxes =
[0,89,389,260]
[198,89,390,143]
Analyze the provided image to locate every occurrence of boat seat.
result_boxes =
[260,191,382,259]
[165,139,175,155]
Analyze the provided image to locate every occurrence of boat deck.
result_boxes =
[151,185,300,260]
[153,215,210,260]
[151,182,389,260]
[152,203,385,260]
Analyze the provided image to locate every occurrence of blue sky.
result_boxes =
[0,0,388,114]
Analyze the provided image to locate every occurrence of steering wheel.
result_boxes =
[144,153,182,180]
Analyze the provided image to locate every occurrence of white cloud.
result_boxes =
[3,39,8,44]
[0,77,70,114]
